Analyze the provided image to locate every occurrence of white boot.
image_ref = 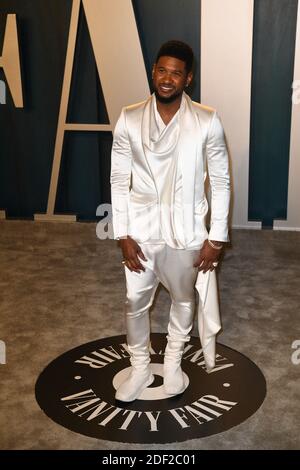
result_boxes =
[163,299,195,396]
[163,339,187,395]
[115,345,154,402]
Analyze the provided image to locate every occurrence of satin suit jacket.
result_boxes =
[110,93,230,248]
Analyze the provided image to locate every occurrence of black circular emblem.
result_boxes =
[35,334,266,443]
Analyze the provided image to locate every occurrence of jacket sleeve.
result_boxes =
[206,111,231,242]
[110,109,132,239]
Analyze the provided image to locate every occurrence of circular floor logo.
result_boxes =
[35,334,266,443]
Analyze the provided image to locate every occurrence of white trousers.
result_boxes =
[124,243,200,350]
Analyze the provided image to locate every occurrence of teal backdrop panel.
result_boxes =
[249,0,298,227]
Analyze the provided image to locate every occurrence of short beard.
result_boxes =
[154,89,182,104]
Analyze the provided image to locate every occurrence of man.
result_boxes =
[110,40,230,402]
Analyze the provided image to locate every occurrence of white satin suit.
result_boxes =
[110,92,230,370]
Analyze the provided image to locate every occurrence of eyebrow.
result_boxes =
[157,67,184,74]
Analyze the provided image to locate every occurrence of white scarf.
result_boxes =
[141,92,203,245]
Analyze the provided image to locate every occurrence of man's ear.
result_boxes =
[186,71,193,87]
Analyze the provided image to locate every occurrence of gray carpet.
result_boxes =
[0,220,299,449]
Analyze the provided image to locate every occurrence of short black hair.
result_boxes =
[155,40,194,73]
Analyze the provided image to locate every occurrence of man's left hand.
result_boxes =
[193,239,223,273]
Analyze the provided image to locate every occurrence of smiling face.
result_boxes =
[152,55,193,104]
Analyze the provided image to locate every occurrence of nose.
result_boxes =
[163,73,172,83]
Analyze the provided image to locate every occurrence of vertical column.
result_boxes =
[201,0,260,229]
[274,1,300,231]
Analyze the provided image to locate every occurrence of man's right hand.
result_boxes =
[119,236,147,273]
